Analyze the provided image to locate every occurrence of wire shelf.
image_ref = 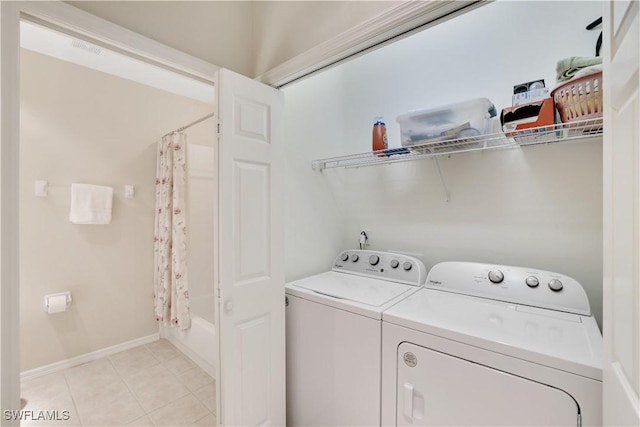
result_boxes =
[312,117,603,171]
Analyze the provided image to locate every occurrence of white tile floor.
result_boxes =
[21,340,216,427]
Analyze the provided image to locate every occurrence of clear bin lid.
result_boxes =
[396,97,497,122]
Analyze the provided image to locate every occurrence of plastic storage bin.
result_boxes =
[396,98,497,147]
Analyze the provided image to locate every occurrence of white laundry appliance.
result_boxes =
[381,261,603,427]
[286,250,427,426]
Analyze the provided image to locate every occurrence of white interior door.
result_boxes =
[216,68,285,426]
[603,1,640,425]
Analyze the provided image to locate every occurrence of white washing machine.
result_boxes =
[381,262,603,427]
[286,250,427,426]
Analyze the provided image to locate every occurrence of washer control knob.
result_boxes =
[341,253,349,262]
[488,270,504,284]
[525,276,539,288]
[403,262,413,271]
[548,279,563,292]
[351,254,359,262]
[369,255,380,266]
[390,259,399,269]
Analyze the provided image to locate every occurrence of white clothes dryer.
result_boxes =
[286,250,427,426]
[381,261,602,427]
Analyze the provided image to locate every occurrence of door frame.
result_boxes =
[0,2,219,423]
[602,0,640,424]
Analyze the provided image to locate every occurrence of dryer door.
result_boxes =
[396,342,579,426]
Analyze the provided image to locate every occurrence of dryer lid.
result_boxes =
[383,288,603,381]
[290,271,415,307]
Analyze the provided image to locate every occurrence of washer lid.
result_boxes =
[289,271,415,307]
[383,288,603,381]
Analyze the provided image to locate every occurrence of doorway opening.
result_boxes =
[18,19,217,427]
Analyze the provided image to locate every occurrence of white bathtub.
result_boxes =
[161,294,217,378]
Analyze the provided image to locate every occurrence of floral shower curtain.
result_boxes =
[154,133,191,330]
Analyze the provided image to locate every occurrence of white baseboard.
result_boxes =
[162,331,217,379]
[20,333,160,382]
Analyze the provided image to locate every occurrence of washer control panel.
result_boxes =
[426,262,591,316]
[332,250,427,286]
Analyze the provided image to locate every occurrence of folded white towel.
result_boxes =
[556,56,602,82]
[69,183,113,225]
[572,64,602,80]
[553,65,603,92]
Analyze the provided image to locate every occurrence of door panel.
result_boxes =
[234,97,271,142]
[396,342,578,426]
[603,1,640,425]
[234,161,270,283]
[237,314,270,426]
[217,68,284,426]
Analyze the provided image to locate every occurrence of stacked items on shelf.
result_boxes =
[500,59,603,143]
[552,16,603,130]
[501,16,604,142]
[500,79,555,143]
[313,18,605,172]
[313,118,603,171]
[551,57,602,132]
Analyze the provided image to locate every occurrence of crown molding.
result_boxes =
[255,1,488,88]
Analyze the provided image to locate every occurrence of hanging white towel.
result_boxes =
[69,183,113,224]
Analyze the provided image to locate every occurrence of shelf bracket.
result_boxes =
[433,155,450,203]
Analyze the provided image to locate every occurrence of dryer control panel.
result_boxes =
[426,262,591,316]
[333,250,427,287]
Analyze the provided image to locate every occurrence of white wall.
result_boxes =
[284,1,605,327]
[20,49,213,371]
[282,67,349,281]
